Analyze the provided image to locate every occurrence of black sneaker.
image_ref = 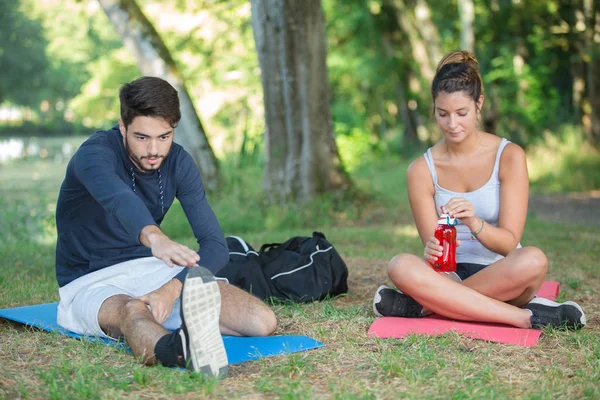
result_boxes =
[523,297,586,330]
[180,267,228,377]
[372,285,423,318]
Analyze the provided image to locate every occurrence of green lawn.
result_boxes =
[0,155,598,399]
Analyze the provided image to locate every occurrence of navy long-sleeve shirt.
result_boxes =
[55,126,228,287]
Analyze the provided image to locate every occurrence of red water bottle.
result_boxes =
[430,213,457,272]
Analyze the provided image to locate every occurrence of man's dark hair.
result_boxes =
[119,76,181,129]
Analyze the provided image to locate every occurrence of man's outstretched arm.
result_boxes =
[139,225,200,268]
[176,151,229,275]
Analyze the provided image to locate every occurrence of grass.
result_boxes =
[0,139,599,399]
[528,126,600,194]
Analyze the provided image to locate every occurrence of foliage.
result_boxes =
[474,1,566,144]
[69,49,139,128]
[1,0,599,181]
[0,0,125,133]
[24,0,123,104]
[0,1,49,106]
[0,119,87,138]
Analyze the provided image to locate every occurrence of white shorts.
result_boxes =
[57,257,228,339]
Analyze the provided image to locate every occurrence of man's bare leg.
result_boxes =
[98,268,231,375]
[98,294,169,365]
[218,281,277,336]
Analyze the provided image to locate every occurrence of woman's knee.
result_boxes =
[387,253,426,287]
[507,246,548,281]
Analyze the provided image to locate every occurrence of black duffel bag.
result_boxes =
[217,232,348,303]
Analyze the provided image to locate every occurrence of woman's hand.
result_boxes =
[424,236,442,262]
[442,197,480,232]
[424,236,462,262]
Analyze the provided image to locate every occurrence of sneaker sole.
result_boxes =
[528,297,587,327]
[182,267,229,377]
[372,285,390,317]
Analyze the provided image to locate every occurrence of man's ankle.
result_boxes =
[154,329,186,368]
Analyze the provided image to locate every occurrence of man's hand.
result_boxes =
[140,225,200,268]
[137,279,183,324]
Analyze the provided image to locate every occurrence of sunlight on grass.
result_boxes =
[528,126,600,193]
[393,224,420,238]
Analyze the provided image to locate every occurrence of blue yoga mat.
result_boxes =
[0,302,323,365]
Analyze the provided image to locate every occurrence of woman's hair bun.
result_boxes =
[436,50,479,74]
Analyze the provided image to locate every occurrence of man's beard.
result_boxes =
[125,135,170,172]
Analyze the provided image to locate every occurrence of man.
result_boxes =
[55,76,277,377]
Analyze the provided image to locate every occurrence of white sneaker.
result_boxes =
[180,267,228,377]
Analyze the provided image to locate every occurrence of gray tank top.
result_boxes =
[423,138,521,265]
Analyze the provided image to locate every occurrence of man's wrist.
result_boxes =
[140,224,166,248]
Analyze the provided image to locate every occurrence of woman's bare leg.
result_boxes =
[460,246,547,306]
[387,254,532,328]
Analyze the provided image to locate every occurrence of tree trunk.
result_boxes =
[97,0,220,190]
[250,0,351,203]
[567,1,586,121]
[457,0,475,52]
[413,0,443,67]
[584,0,600,145]
[388,0,436,82]
[381,0,433,144]
[395,81,419,147]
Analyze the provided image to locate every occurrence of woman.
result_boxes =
[372,51,585,330]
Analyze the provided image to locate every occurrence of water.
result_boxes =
[0,136,87,165]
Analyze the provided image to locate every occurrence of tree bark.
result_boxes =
[565,1,586,120]
[584,0,600,145]
[97,0,220,190]
[388,0,436,82]
[395,81,419,146]
[413,0,443,67]
[457,0,475,52]
[381,0,433,144]
[250,0,351,203]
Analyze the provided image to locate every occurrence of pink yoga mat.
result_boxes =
[368,281,560,347]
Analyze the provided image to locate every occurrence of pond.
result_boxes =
[0,136,88,165]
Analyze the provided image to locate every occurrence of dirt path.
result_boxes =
[529,190,600,227]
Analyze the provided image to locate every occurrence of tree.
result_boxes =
[97,0,221,190]
[383,0,443,83]
[457,0,475,52]
[250,0,351,203]
[382,0,444,144]
[583,0,600,144]
[0,1,49,106]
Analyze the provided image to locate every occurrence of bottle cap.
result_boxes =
[438,213,457,226]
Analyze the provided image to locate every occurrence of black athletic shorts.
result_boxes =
[455,262,488,280]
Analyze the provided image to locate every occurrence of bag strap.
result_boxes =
[259,242,282,253]
[258,231,327,254]
[259,232,325,254]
